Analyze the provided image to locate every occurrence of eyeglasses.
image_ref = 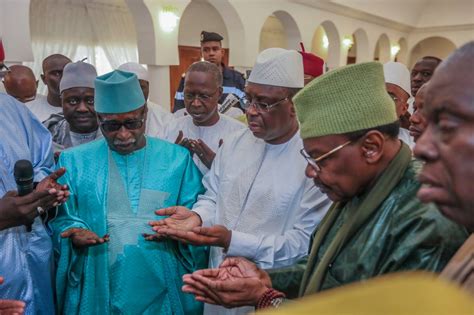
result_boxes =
[240,96,289,113]
[184,89,219,103]
[99,118,145,132]
[300,140,352,172]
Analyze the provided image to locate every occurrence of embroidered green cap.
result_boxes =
[94,70,145,114]
[294,62,397,139]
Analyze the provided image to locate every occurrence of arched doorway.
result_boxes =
[349,28,369,64]
[374,34,391,63]
[259,10,302,51]
[395,38,408,64]
[170,1,230,109]
[409,36,456,68]
[311,21,340,70]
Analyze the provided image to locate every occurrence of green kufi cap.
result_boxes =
[294,62,397,139]
[94,70,145,114]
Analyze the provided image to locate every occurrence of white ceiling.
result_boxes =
[294,0,474,28]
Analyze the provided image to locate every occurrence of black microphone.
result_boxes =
[14,160,34,231]
[14,160,34,196]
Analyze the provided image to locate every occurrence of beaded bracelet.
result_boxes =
[256,288,286,309]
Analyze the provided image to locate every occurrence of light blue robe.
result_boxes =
[0,93,55,315]
[51,137,207,314]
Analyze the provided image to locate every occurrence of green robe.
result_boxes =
[51,137,207,314]
[299,153,468,295]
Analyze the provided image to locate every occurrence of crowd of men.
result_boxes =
[0,30,472,315]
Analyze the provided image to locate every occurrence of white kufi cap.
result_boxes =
[383,61,411,97]
[248,48,304,88]
[118,62,149,82]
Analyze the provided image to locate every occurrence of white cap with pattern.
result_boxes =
[248,48,304,88]
[118,62,149,82]
[383,61,411,97]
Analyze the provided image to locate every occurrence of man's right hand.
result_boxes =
[0,276,25,315]
[60,228,109,248]
[147,206,202,237]
[0,189,58,230]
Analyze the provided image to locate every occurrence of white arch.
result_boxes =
[396,37,408,65]
[311,20,341,69]
[273,10,302,50]
[353,28,370,63]
[408,36,457,68]
[207,0,246,66]
[374,33,391,63]
[124,0,156,64]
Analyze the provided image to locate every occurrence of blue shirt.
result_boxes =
[0,93,55,314]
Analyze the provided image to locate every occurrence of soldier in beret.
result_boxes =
[173,31,246,115]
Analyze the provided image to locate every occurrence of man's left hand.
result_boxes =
[155,225,232,249]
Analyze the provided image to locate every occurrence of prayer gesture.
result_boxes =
[61,228,109,248]
[0,277,25,314]
[0,167,70,230]
[36,167,70,205]
[189,139,223,169]
[154,224,232,249]
[150,206,202,231]
[145,206,202,242]
[182,257,271,308]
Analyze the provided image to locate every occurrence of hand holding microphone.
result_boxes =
[0,160,70,231]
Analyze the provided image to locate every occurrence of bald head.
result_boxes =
[3,65,38,103]
[42,54,71,73]
[41,54,71,98]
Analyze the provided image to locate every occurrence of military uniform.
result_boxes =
[173,31,246,112]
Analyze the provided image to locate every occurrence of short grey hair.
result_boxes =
[186,61,223,87]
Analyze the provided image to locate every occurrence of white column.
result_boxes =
[147,65,172,112]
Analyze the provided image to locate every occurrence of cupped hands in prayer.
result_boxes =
[182,257,272,308]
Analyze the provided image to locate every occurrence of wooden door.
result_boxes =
[169,45,229,111]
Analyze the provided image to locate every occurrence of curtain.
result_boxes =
[27,0,138,94]
[86,2,138,69]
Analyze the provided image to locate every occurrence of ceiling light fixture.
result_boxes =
[159,5,180,33]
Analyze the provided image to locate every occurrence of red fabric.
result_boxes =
[0,39,5,62]
[300,51,324,78]
[256,288,285,309]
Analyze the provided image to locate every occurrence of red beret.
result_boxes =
[299,42,324,78]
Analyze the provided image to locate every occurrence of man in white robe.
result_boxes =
[27,54,71,122]
[383,62,415,149]
[163,61,245,175]
[150,48,331,315]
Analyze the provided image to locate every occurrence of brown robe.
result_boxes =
[441,233,474,296]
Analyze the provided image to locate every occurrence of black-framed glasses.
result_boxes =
[184,88,219,103]
[300,140,352,172]
[240,96,289,113]
[99,118,145,132]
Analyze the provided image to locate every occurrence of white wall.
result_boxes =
[0,0,33,63]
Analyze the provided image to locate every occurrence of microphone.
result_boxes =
[14,160,34,231]
[218,94,239,114]
[14,160,34,196]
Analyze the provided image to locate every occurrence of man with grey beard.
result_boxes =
[51,69,207,314]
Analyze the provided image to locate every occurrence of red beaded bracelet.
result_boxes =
[256,288,286,309]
